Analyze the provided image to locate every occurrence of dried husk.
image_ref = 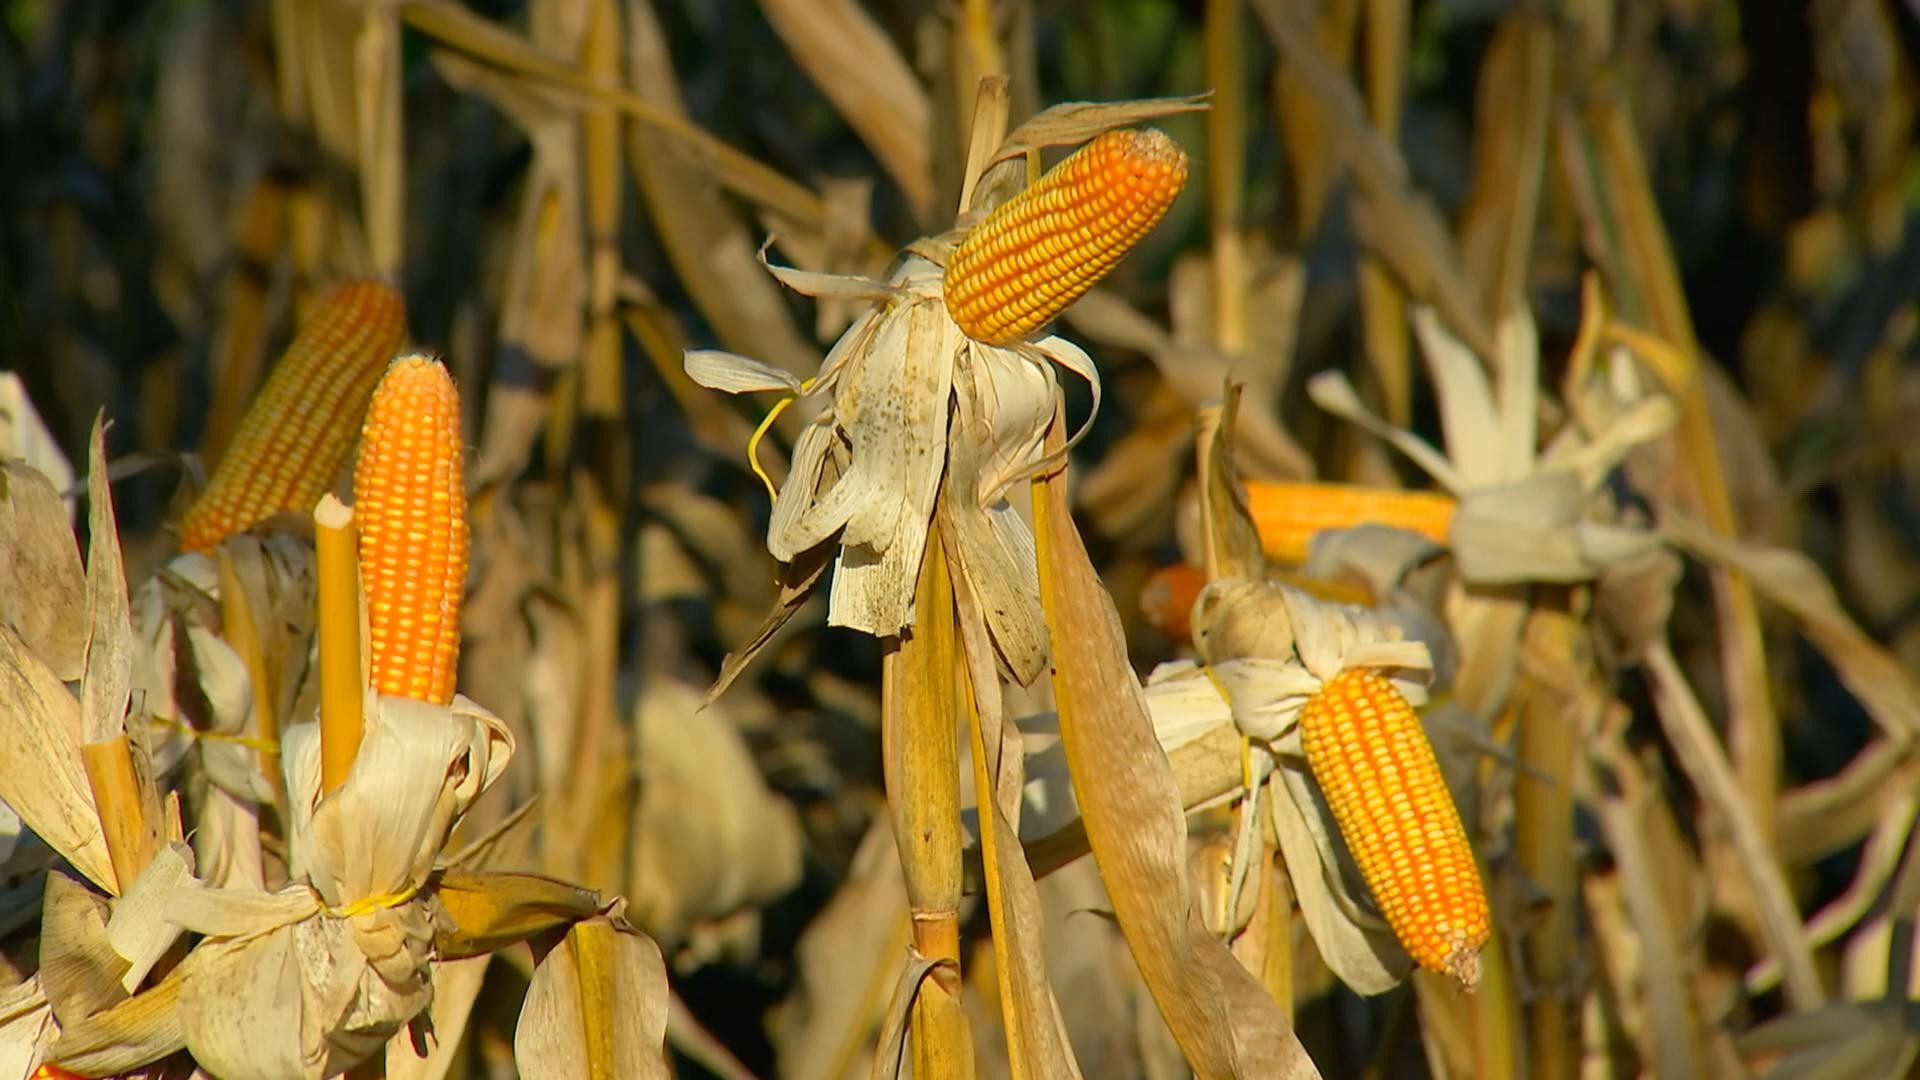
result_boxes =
[0,460,87,681]
[134,691,515,1080]
[686,250,1094,686]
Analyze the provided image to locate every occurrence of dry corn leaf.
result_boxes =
[944,526,1083,1077]
[39,868,129,1028]
[0,461,87,681]
[1066,290,1312,482]
[104,842,196,993]
[81,417,137,753]
[430,869,603,961]
[1251,0,1495,360]
[626,677,804,945]
[868,950,951,1080]
[624,0,823,387]
[0,621,114,894]
[0,373,74,505]
[1033,445,1320,1077]
[514,913,671,1080]
[0,977,54,1079]
[42,966,187,1079]
[772,818,906,1080]
[985,94,1211,169]
[1664,512,1920,740]
[758,0,932,220]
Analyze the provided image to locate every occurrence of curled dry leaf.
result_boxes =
[514,913,671,1080]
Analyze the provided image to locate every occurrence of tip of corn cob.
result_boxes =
[942,127,1189,345]
[353,353,469,706]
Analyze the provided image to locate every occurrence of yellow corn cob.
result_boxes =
[353,355,468,705]
[1247,481,1456,565]
[178,281,406,553]
[1298,667,1490,986]
[943,128,1188,345]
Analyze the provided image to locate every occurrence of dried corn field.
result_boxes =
[3,0,1920,1077]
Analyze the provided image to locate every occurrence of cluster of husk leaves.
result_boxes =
[0,398,673,1078]
[7,1,1920,1078]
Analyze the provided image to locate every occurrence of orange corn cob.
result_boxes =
[1247,481,1456,565]
[1298,667,1490,987]
[178,281,406,552]
[943,128,1188,345]
[353,355,468,705]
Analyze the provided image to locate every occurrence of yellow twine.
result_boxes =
[747,377,815,503]
[324,879,423,919]
[142,715,280,753]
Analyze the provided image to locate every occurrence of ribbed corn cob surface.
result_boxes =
[1299,667,1490,986]
[353,354,468,706]
[943,128,1188,345]
[1247,481,1457,565]
[177,280,406,553]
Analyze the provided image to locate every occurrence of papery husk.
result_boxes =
[625,677,804,946]
[685,251,1096,686]
[150,691,513,1080]
[0,976,55,1079]
[1306,303,1675,585]
[0,459,87,681]
[130,533,318,806]
[514,911,671,1080]
[0,372,74,513]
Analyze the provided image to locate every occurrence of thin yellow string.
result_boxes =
[323,879,423,919]
[747,377,815,503]
[142,715,280,753]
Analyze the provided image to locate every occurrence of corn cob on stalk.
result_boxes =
[177,281,407,553]
[353,354,468,705]
[1246,480,1456,565]
[1298,667,1490,986]
[943,128,1188,345]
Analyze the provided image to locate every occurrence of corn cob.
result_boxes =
[353,354,468,705]
[943,128,1188,345]
[1247,481,1456,565]
[178,281,406,553]
[1298,667,1490,986]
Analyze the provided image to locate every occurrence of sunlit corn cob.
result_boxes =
[353,354,468,706]
[177,281,407,553]
[942,128,1188,345]
[1247,481,1456,565]
[1298,667,1490,986]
